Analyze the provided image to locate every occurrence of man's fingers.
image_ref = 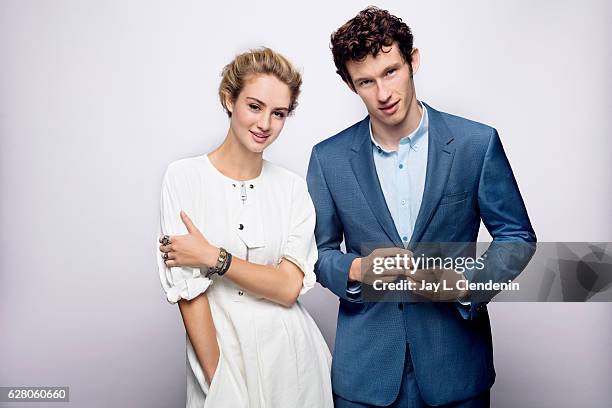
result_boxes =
[180,210,197,234]
[369,247,415,271]
[407,269,436,283]
[364,265,407,284]
[372,247,412,258]
[396,247,414,257]
[363,275,402,285]
[376,275,402,284]
[380,267,409,277]
[372,247,398,257]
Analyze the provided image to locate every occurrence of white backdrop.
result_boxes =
[1,1,610,407]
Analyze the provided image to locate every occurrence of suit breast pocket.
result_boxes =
[438,191,468,206]
[425,192,470,241]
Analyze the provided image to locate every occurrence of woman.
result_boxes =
[156,48,333,407]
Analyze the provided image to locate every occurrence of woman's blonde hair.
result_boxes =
[219,47,302,117]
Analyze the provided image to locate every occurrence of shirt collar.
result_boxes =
[370,100,429,154]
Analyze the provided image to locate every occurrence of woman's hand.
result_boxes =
[159,211,219,268]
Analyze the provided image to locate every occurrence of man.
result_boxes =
[306,6,536,408]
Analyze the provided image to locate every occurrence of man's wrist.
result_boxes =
[348,257,362,282]
[455,271,470,302]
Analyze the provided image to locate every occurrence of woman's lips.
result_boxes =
[379,100,399,115]
[250,130,270,144]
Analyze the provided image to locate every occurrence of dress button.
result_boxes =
[398,303,404,310]
[238,290,244,296]
[238,224,244,230]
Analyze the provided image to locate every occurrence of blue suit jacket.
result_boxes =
[306,103,536,406]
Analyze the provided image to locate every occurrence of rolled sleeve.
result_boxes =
[281,178,318,295]
[157,164,212,304]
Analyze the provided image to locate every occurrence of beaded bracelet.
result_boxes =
[206,247,232,278]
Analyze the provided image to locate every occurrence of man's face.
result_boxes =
[345,43,419,133]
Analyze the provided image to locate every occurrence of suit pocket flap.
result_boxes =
[439,191,468,205]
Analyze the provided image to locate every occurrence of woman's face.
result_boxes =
[226,74,291,154]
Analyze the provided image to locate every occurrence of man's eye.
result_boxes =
[359,80,371,87]
[386,69,396,76]
[273,111,286,119]
[249,104,261,111]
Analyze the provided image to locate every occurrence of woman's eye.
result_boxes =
[273,111,286,119]
[249,104,261,111]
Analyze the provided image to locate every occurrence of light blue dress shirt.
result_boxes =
[370,101,429,245]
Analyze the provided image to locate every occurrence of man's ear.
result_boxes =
[410,48,421,76]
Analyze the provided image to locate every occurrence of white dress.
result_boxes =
[157,154,333,408]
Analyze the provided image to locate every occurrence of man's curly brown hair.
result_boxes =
[331,6,414,90]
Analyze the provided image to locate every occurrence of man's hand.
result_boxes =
[405,267,469,301]
[349,247,414,285]
[159,211,219,268]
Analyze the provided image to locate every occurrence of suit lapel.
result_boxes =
[349,117,403,247]
[410,103,456,246]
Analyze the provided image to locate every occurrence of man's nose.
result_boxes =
[377,82,392,104]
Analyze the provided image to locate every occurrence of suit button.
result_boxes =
[238,224,244,230]
[238,290,244,296]
[398,303,404,310]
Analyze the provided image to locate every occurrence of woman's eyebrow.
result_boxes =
[246,96,289,111]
